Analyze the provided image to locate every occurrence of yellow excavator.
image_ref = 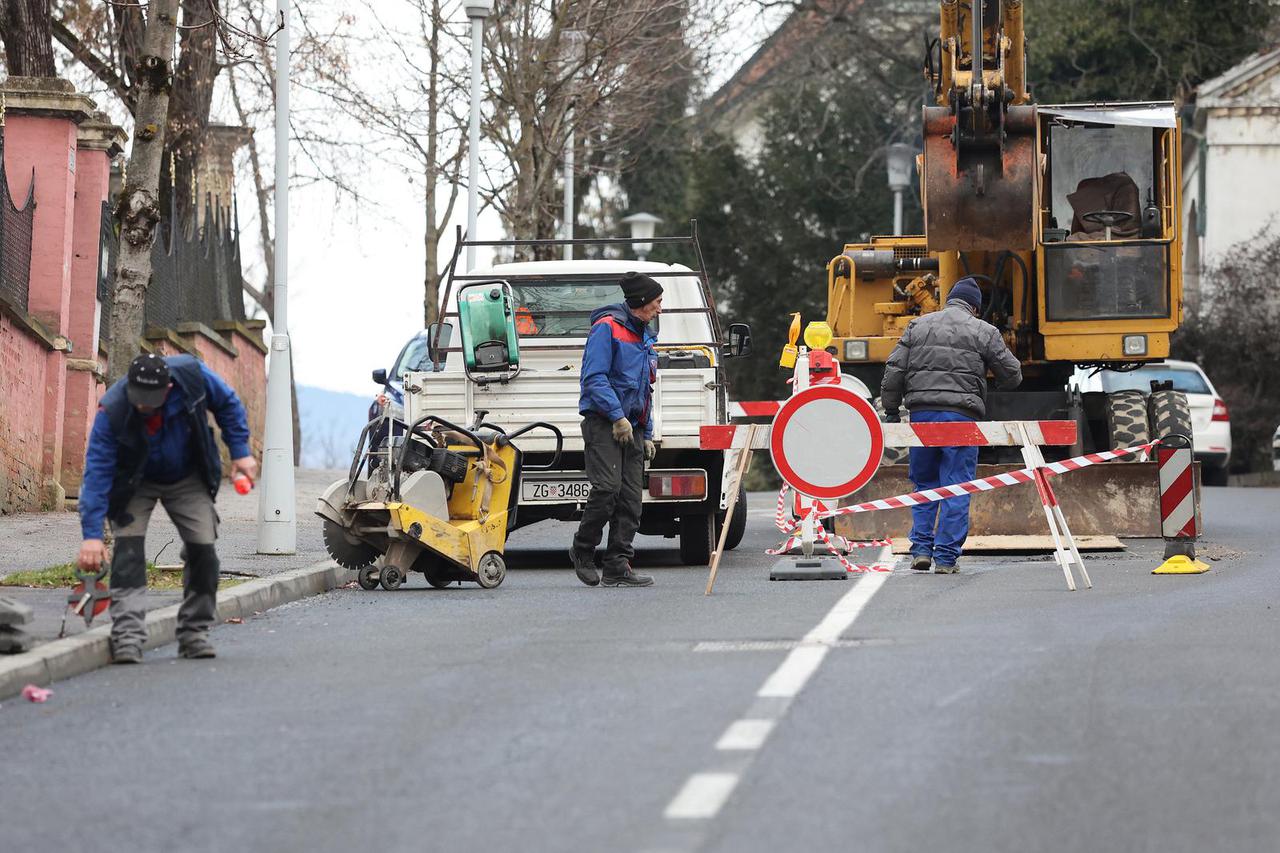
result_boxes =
[822,0,1192,537]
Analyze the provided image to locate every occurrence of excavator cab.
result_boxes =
[1035,103,1182,361]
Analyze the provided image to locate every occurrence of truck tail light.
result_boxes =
[1212,398,1230,422]
[648,472,706,499]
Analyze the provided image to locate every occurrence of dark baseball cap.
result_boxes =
[126,353,171,408]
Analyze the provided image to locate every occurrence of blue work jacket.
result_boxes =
[578,304,658,439]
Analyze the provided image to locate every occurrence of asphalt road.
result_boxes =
[2,487,1277,853]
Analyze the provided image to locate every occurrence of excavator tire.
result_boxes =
[1105,390,1150,460]
[1148,389,1193,443]
[874,398,910,465]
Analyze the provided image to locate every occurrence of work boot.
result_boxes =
[911,556,932,572]
[178,637,217,659]
[570,549,600,587]
[934,563,958,574]
[111,643,142,665]
[601,566,654,587]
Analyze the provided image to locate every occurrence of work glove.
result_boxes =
[883,409,901,423]
[644,440,657,462]
[612,418,634,445]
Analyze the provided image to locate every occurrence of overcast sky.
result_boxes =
[238,3,783,398]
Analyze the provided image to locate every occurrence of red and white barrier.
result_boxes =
[1158,444,1196,540]
[703,419,1078,451]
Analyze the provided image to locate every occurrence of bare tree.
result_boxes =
[300,0,468,326]
[482,0,716,255]
[105,0,180,383]
[0,0,57,76]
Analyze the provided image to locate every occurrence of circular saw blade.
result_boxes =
[322,519,380,570]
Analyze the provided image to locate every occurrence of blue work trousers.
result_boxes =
[907,410,979,566]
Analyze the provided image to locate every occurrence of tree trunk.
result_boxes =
[165,0,222,222]
[0,0,57,77]
[105,0,180,384]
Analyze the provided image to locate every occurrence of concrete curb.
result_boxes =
[0,560,352,701]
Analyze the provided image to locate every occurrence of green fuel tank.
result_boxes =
[458,283,520,375]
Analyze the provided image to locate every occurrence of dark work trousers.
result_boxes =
[573,414,644,575]
[108,474,220,650]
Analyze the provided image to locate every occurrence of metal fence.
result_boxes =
[97,194,247,344]
[0,132,35,313]
[144,196,247,330]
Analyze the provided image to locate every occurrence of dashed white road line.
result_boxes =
[664,773,741,819]
[662,546,898,826]
[715,719,775,751]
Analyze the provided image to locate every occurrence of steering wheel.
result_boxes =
[1081,210,1134,241]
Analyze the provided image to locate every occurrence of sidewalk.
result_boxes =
[0,468,344,647]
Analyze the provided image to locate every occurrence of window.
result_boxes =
[1047,123,1157,239]
[392,337,430,380]
[1043,242,1169,321]
[509,280,657,337]
[1101,367,1211,396]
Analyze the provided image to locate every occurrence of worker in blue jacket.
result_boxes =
[571,272,662,587]
[77,353,256,663]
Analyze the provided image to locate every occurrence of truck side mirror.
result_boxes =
[426,322,454,369]
[725,323,752,358]
[372,368,388,385]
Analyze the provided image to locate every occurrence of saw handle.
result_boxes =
[504,422,564,471]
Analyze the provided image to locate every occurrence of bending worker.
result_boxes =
[880,276,1021,574]
[571,271,663,588]
[77,353,256,663]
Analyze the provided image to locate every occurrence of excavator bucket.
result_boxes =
[922,105,1037,252]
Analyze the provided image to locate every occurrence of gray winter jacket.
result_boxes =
[880,302,1022,420]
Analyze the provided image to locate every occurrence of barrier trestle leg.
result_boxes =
[1016,423,1090,591]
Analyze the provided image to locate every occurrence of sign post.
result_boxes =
[768,384,883,580]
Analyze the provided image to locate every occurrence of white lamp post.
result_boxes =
[621,212,662,262]
[257,0,296,554]
[886,142,914,236]
[561,30,585,261]
[464,0,494,271]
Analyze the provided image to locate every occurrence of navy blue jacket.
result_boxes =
[579,304,658,439]
[79,355,252,539]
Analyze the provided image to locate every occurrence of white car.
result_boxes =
[1273,425,1280,472]
[1072,359,1231,484]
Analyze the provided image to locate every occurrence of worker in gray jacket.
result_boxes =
[880,277,1022,573]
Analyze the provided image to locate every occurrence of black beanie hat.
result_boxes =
[620,271,664,308]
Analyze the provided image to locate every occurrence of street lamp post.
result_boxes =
[257,0,296,554]
[886,142,914,236]
[464,0,494,272]
[561,30,585,262]
[620,212,662,262]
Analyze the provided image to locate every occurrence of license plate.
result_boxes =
[522,478,592,503]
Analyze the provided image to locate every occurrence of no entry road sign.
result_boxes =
[769,385,883,499]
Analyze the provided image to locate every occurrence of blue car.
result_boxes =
[368,329,442,423]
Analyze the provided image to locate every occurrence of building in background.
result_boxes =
[1182,46,1280,308]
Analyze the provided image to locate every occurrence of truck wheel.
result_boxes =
[679,514,714,566]
[1148,389,1193,444]
[874,398,910,465]
[1105,390,1150,459]
[719,487,748,551]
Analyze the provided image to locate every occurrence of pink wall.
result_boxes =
[0,312,51,510]
[4,113,78,507]
[60,143,113,495]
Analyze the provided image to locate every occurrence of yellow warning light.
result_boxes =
[804,321,833,351]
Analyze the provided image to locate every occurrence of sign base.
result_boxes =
[769,557,847,581]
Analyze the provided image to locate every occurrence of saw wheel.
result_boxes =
[323,519,380,570]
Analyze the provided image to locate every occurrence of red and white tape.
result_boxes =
[767,487,894,572]
[809,441,1154,519]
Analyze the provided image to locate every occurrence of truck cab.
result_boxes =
[402,252,751,565]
